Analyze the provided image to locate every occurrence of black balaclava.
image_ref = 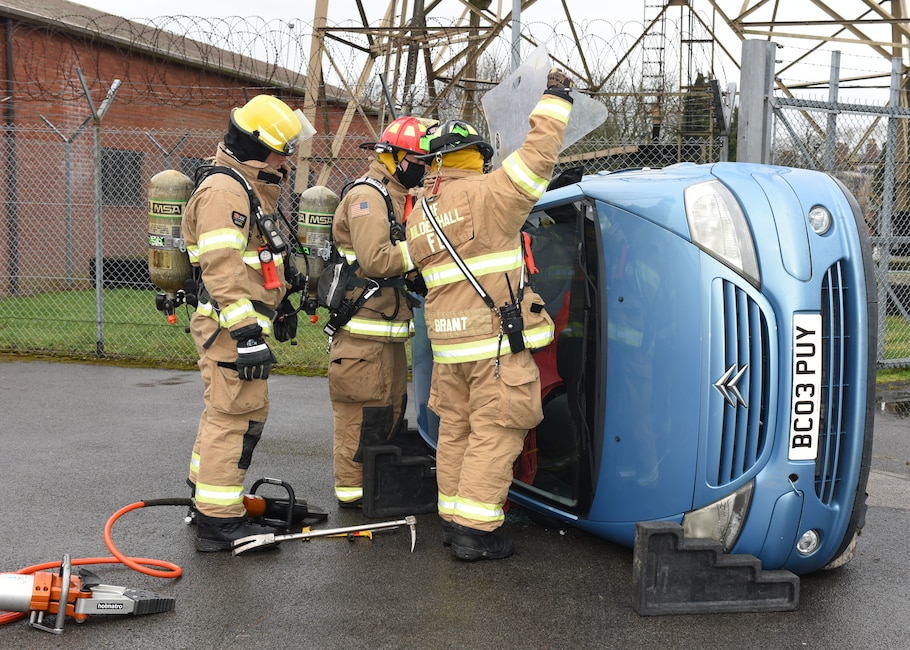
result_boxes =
[395,158,426,189]
[224,121,273,163]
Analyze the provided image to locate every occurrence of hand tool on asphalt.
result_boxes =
[232,515,417,555]
[0,555,175,635]
[244,477,329,530]
[326,530,373,541]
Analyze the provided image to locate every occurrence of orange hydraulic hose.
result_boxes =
[0,499,189,627]
[103,500,185,578]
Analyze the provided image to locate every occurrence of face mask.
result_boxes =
[396,161,426,189]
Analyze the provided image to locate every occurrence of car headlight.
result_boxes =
[807,205,832,235]
[685,180,760,287]
[682,480,754,552]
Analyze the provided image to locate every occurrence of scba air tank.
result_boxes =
[148,170,193,323]
[296,185,339,302]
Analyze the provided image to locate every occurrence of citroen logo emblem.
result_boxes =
[714,364,749,408]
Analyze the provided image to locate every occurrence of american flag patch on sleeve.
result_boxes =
[351,201,370,218]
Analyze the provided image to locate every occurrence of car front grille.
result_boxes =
[710,280,771,486]
[816,261,848,505]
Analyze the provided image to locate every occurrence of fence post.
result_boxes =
[77,68,120,357]
[824,51,840,171]
[737,40,776,164]
[879,58,902,364]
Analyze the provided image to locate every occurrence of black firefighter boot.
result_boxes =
[195,512,279,553]
[448,523,515,561]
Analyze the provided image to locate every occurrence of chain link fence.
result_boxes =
[770,81,910,368]
[1,82,906,371]
[0,86,730,374]
[0,121,389,373]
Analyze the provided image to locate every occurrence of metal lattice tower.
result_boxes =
[294,0,910,188]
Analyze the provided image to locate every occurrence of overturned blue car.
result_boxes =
[411,161,877,575]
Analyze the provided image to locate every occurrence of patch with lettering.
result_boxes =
[426,307,495,339]
[231,211,248,228]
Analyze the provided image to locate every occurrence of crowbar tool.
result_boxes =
[231,515,417,555]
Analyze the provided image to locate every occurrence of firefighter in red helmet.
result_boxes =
[328,115,436,508]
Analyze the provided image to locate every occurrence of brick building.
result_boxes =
[0,0,379,295]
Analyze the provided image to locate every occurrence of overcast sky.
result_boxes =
[70,1,634,25]
[68,0,898,102]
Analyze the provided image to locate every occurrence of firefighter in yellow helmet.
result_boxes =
[182,94,312,551]
[328,115,434,508]
[406,70,574,560]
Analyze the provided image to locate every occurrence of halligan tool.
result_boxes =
[231,515,417,555]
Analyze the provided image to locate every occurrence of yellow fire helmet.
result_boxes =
[231,95,315,156]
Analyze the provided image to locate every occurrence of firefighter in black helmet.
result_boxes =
[406,69,574,560]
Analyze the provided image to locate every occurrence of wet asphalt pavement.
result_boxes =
[0,359,908,649]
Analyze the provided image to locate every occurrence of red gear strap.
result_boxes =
[522,232,539,275]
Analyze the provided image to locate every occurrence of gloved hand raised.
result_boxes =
[231,324,276,380]
[545,67,574,103]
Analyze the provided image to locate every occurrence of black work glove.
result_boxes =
[405,270,428,297]
[545,67,574,104]
[273,297,299,343]
[231,324,276,380]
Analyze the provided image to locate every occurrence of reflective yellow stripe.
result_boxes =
[399,240,414,272]
[422,248,522,289]
[189,235,284,272]
[193,228,246,257]
[452,495,505,523]
[503,151,549,199]
[533,95,572,125]
[337,246,357,264]
[440,491,513,526]
[195,482,244,507]
[430,323,554,363]
[256,317,274,338]
[220,299,257,328]
[335,486,363,502]
[437,491,457,517]
[196,301,218,320]
[195,301,274,336]
[342,317,411,339]
[189,452,200,473]
[522,325,555,350]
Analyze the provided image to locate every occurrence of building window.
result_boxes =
[101,148,144,207]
